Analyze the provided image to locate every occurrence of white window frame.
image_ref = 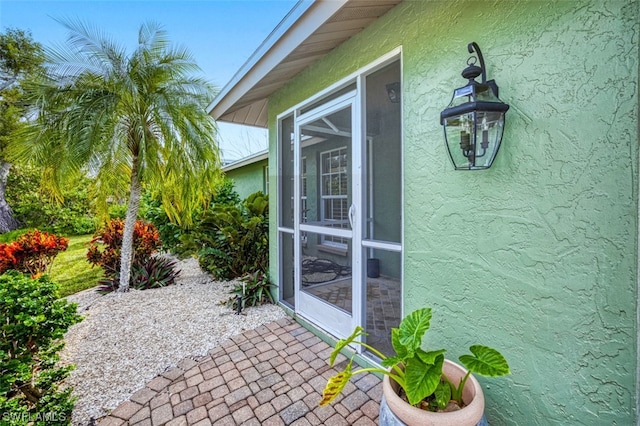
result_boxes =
[263,166,269,195]
[319,146,349,249]
[301,157,308,245]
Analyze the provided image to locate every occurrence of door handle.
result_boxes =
[348,204,355,228]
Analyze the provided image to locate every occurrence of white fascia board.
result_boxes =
[222,149,269,172]
[207,0,349,120]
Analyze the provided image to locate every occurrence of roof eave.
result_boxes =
[207,0,349,128]
[222,149,269,172]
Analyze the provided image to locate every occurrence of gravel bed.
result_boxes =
[60,257,286,425]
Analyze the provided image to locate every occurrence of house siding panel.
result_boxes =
[267,1,639,424]
[225,159,268,200]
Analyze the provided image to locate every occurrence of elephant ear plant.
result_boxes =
[319,307,510,411]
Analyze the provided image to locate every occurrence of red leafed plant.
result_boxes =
[86,218,162,281]
[0,230,69,276]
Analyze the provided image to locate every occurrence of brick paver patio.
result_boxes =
[98,316,382,425]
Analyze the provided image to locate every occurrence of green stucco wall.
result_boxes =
[224,159,267,200]
[267,1,639,424]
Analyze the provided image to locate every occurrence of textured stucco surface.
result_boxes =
[266,1,639,424]
[224,159,267,200]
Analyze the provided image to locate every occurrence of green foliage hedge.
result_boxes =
[0,229,30,244]
[6,166,95,236]
[142,177,241,258]
[188,191,268,281]
[140,194,185,256]
[0,272,82,425]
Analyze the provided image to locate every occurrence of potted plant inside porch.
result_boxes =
[319,307,510,426]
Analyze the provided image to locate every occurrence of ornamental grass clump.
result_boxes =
[0,272,82,425]
[320,307,510,411]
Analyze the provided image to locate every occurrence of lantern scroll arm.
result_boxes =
[468,41,500,97]
[467,42,487,84]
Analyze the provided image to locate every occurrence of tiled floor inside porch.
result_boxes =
[304,276,401,357]
[98,316,383,426]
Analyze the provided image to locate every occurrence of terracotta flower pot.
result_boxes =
[381,359,486,426]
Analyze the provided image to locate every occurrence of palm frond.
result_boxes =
[54,17,126,72]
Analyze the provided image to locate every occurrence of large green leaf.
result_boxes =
[398,308,432,352]
[390,328,408,359]
[416,348,446,365]
[329,326,366,366]
[459,345,510,377]
[319,358,353,406]
[404,353,444,405]
[434,380,451,410]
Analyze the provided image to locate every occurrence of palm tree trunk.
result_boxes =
[0,161,19,234]
[118,158,142,292]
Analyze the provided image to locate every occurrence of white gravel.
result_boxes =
[60,257,286,425]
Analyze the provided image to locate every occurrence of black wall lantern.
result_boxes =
[386,82,401,103]
[440,42,509,170]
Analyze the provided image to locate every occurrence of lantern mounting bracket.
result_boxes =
[463,42,500,97]
[467,42,486,83]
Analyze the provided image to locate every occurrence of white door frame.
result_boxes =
[293,90,363,339]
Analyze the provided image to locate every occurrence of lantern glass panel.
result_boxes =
[475,83,496,101]
[449,84,474,108]
[443,112,474,169]
[473,110,505,169]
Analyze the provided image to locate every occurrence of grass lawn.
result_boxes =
[50,234,103,298]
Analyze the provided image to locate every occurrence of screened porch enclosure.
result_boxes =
[279,59,402,358]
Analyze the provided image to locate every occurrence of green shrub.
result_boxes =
[140,193,185,255]
[6,165,95,236]
[0,272,82,425]
[141,177,241,257]
[67,216,95,235]
[209,177,241,208]
[194,191,268,280]
[225,271,275,311]
[0,228,31,244]
[107,203,127,220]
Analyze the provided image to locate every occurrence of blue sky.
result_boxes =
[0,0,299,160]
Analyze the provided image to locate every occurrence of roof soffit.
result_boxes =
[209,0,402,128]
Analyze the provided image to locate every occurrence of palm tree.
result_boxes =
[15,21,220,291]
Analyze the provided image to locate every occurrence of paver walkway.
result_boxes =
[99,316,382,425]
